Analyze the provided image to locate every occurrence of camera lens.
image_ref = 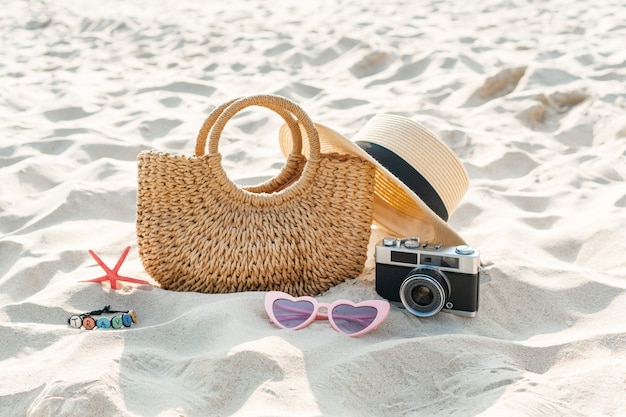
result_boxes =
[412,285,434,306]
[399,267,449,317]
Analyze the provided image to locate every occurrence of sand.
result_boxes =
[1,0,625,416]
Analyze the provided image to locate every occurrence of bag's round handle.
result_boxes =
[208,95,320,159]
[203,95,322,204]
[195,97,303,157]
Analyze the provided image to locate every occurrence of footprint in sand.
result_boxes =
[139,118,183,140]
[366,57,430,87]
[466,150,540,180]
[520,214,561,230]
[43,106,95,122]
[349,50,395,78]
[517,89,590,132]
[464,66,527,106]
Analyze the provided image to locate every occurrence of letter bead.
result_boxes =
[68,315,83,329]
[96,317,111,328]
[121,313,133,327]
[111,316,123,329]
[82,316,97,330]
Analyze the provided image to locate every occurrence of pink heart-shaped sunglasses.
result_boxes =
[265,291,390,337]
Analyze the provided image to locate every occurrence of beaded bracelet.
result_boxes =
[68,305,137,330]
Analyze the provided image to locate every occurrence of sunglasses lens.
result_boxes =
[331,305,379,335]
[272,299,315,329]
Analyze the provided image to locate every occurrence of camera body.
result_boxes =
[375,237,480,317]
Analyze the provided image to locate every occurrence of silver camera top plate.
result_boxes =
[376,237,480,274]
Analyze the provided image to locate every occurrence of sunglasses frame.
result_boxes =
[265,291,390,337]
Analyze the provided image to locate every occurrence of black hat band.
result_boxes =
[355,141,449,221]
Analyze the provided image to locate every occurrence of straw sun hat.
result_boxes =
[278,114,470,246]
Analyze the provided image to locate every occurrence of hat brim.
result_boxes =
[278,122,467,246]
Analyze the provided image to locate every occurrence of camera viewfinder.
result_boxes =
[391,251,417,264]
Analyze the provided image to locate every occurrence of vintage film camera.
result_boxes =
[375,237,480,317]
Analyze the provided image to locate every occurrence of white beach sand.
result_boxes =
[1,0,625,416]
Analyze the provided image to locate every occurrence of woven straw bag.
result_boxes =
[136,95,375,296]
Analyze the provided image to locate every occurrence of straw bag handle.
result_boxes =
[194,97,303,157]
[208,95,320,158]
[205,95,322,204]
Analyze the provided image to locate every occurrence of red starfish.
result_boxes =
[82,246,150,290]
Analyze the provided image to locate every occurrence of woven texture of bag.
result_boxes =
[136,95,375,296]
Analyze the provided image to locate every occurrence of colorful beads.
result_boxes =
[83,316,97,330]
[67,306,136,330]
[68,315,83,329]
[111,316,123,329]
[121,313,133,327]
[96,317,111,328]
